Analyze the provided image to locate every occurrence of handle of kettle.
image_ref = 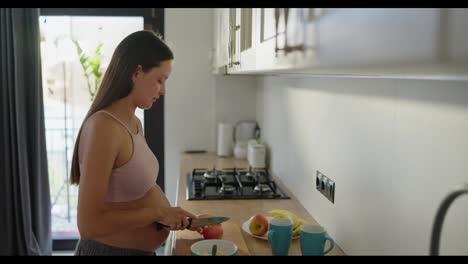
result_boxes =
[233,121,239,143]
[232,120,261,142]
[255,124,261,140]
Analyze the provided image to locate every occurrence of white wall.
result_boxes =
[257,76,468,255]
[164,9,256,204]
[213,75,258,146]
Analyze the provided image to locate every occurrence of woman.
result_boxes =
[70,30,198,255]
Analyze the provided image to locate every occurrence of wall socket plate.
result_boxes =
[316,170,335,203]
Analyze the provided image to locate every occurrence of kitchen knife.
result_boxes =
[156,216,230,230]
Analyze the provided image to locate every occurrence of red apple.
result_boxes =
[249,214,269,236]
[202,224,224,239]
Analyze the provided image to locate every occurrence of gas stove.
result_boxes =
[186,167,290,200]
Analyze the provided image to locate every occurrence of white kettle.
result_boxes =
[233,141,248,159]
[233,121,260,143]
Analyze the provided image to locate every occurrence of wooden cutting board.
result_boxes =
[174,221,250,256]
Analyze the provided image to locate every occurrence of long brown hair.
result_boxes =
[70,30,174,185]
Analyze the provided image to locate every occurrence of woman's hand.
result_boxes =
[155,206,197,231]
[147,185,196,230]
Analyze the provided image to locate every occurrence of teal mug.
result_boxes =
[267,217,293,256]
[300,225,335,256]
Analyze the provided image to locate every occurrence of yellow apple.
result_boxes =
[249,214,269,236]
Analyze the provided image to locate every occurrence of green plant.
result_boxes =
[72,40,103,101]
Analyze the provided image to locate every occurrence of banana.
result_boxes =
[292,218,305,236]
[268,209,306,236]
[294,218,305,229]
[268,209,298,223]
[293,228,300,237]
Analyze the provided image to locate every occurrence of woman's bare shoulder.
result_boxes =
[80,112,126,153]
[85,112,125,136]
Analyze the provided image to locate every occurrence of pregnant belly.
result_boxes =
[129,223,170,250]
[96,222,170,252]
[96,185,171,252]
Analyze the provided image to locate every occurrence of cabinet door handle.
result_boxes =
[228,20,241,67]
[231,24,241,66]
[274,8,280,57]
[284,8,289,52]
[228,21,232,67]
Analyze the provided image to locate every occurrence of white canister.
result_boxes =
[247,139,258,163]
[217,123,233,157]
[248,142,266,168]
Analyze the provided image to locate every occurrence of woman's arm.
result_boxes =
[77,114,195,240]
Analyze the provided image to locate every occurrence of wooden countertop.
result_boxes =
[171,152,345,256]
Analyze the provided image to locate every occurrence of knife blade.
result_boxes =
[156,216,230,230]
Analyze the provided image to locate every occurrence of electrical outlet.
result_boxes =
[316,171,323,190]
[327,179,335,203]
[316,171,335,204]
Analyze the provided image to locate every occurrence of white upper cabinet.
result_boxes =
[237,8,256,73]
[253,8,296,72]
[294,8,468,79]
[300,8,441,67]
[447,8,468,62]
[212,8,230,73]
[213,8,468,79]
[225,8,256,74]
[212,8,254,74]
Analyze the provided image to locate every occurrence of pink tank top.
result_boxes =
[79,110,159,202]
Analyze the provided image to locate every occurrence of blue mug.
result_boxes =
[267,218,293,256]
[300,225,335,256]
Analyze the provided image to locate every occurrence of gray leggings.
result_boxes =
[74,239,156,256]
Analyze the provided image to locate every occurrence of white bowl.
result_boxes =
[190,239,238,256]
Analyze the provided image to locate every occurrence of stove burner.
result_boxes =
[219,184,236,193]
[203,167,218,180]
[254,184,272,193]
[187,167,289,200]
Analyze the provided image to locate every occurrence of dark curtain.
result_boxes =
[0,8,52,255]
